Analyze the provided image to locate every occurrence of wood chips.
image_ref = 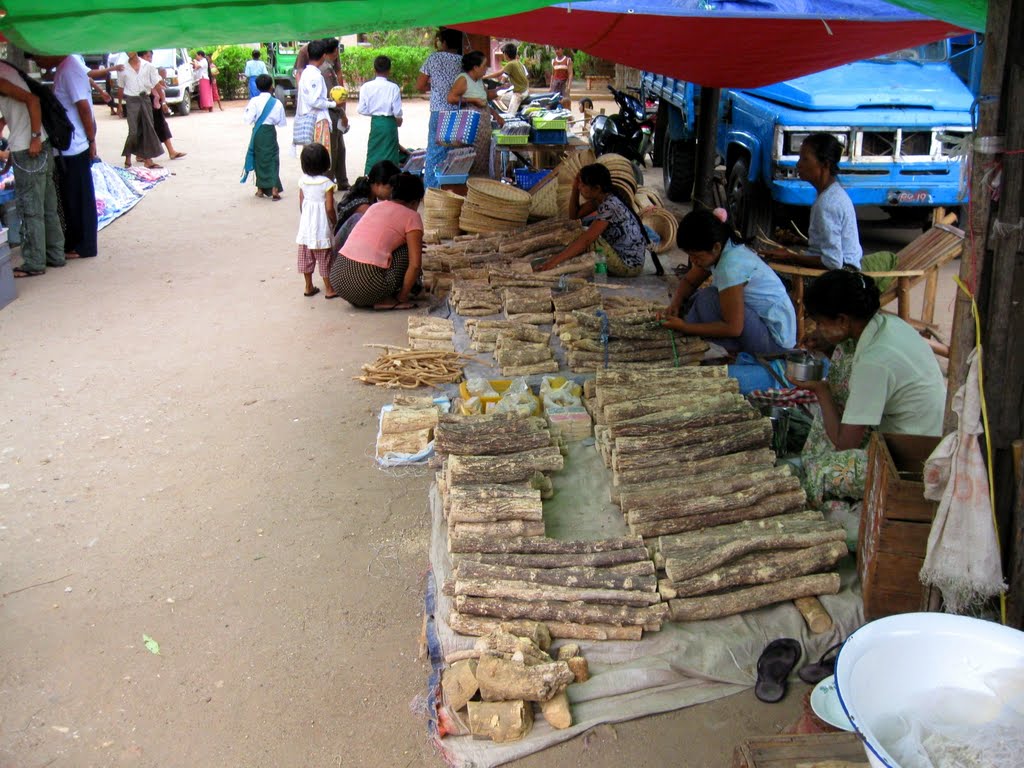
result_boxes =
[355,345,473,389]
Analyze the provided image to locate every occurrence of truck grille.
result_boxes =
[861,131,897,157]
[777,127,970,163]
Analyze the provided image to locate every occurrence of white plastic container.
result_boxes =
[835,612,1024,768]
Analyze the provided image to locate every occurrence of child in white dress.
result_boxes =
[296,144,338,298]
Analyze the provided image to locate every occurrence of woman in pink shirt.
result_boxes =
[331,173,424,309]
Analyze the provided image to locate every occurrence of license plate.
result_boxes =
[894,190,932,205]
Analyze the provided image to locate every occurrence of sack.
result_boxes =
[2,61,74,152]
[210,64,219,76]
[436,109,480,147]
[292,112,316,146]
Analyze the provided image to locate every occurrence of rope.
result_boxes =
[596,309,610,370]
[954,276,1006,626]
[668,330,679,367]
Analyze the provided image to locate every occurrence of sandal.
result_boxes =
[755,638,803,703]
[798,641,843,685]
[144,163,163,169]
[373,301,416,311]
[13,268,44,278]
[303,287,320,297]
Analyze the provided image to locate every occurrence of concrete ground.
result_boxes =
[1,95,950,767]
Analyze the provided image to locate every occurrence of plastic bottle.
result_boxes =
[593,250,608,284]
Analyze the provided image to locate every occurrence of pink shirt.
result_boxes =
[341,200,423,268]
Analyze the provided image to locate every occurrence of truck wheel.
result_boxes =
[176,92,191,116]
[663,133,696,203]
[727,157,772,240]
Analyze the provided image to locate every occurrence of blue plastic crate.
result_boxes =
[437,173,469,186]
[530,128,568,145]
[514,168,550,191]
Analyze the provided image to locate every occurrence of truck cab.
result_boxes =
[645,38,978,237]
[267,41,302,110]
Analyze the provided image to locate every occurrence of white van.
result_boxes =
[111,48,195,115]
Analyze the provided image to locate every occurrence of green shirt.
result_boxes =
[842,314,946,436]
[504,60,529,94]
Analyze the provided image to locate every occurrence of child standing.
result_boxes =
[296,144,338,298]
[357,55,403,174]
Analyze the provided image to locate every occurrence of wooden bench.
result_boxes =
[768,223,965,354]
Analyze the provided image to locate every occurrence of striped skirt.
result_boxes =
[330,246,409,308]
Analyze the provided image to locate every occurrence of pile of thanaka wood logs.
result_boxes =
[441,623,590,741]
[551,284,602,330]
[422,219,583,296]
[450,280,502,316]
[493,324,558,377]
[559,308,708,373]
[502,287,554,325]
[407,317,455,352]
[376,394,442,458]
[588,367,846,622]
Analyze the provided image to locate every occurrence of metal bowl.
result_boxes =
[785,351,825,382]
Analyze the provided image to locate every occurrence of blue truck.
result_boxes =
[644,38,979,237]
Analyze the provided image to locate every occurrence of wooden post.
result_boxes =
[922,269,939,326]
[896,276,911,321]
[944,0,1013,433]
[693,87,721,208]
[1010,441,1024,627]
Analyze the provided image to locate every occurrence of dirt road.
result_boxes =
[2,97,832,767]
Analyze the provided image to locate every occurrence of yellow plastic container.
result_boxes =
[459,379,541,415]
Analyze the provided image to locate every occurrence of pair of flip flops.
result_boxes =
[755,639,842,703]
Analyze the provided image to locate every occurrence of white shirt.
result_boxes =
[357,76,402,118]
[0,62,46,151]
[119,58,161,97]
[195,58,209,81]
[296,64,332,123]
[53,55,92,156]
[243,92,286,128]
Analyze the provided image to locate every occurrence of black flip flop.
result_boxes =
[798,641,843,685]
[304,287,320,297]
[755,638,803,703]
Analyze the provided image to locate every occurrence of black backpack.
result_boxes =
[2,60,74,152]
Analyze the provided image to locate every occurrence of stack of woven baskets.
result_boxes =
[596,153,639,210]
[459,179,532,234]
[640,207,678,254]
[423,188,464,243]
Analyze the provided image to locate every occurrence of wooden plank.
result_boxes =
[732,733,868,768]
[875,519,932,557]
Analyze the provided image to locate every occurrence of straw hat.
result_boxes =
[641,206,678,254]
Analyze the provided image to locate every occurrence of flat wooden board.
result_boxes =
[733,733,868,768]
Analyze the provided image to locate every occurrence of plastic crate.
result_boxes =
[531,128,568,145]
[532,117,568,130]
[437,173,469,186]
[496,133,530,145]
[514,168,551,191]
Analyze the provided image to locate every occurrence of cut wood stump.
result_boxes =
[467,699,534,742]
[442,659,479,712]
[476,655,574,702]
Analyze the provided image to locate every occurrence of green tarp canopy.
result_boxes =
[885,0,987,32]
[0,0,565,54]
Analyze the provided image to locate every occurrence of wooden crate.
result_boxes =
[732,733,868,767]
[858,432,940,619]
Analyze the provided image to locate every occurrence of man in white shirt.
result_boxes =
[357,55,403,174]
[0,60,65,276]
[116,51,165,168]
[295,39,338,157]
[36,54,98,259]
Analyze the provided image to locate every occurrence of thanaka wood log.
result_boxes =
[612,421,772,472]
[595,365,729,386]
[541,691,573,729]
[476,655,575,702]
[494,344,553,367]
[668,573,841,622]
[444,448,565,485]
[445,535,643,554]
[613,448,777,487]
[442,660,479,711]
[596,379,738,410]
[614,462,783,506]
[447,485,544,523]
[657,511,827,553]
[668,540,848,597]
[393,394,440,409]
[624,472,801,524]
[505,313,555,326]
[453,577,663,607]
[467,699,534,742]
[456,560,657,592]
[609,405,761,440]
[449,521,546,544]
[461,549,652,568]
[629,489,808,537]
[473,630,553,665]
[456,595,667,627]
[376,428,433,456]
[794,596,834,634]
[551,285,602,311]
[565,656,589,684]
[492,324,551,344]
[380,408,440,434]
[571,337,678,353]
[436,429,552,457]
[447,612,643,641]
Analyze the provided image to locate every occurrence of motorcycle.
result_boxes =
[589,85,656,171]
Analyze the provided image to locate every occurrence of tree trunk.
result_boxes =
[448,612,643,641]
[454,577,662,607]
[669,541,848,597]
[624,472,802,524]
[444,448,565,483]
[456,594,668,627]
[467,700,534,742]
[457,559,658,592]
[668,573,841,622]
[446,485,544,523]
[629,489,808,537]
[476,655,575,702]
[612,421,772,471]
[612,448,777,487]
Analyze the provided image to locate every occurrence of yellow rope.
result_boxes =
[953,276,1007,625]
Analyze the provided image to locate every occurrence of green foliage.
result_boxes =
[362,27,435,48]
[189,44,261,100]
[339,45,431,96]
[515,44,611,85]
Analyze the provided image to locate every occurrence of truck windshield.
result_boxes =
[871,42,948,63]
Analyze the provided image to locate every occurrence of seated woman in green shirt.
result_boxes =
[792,270,946,507]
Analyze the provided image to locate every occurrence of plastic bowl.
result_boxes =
[834,613,1024,768]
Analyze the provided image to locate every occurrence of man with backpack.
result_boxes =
[0,60,65,277]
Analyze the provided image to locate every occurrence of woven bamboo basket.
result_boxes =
[462,201,529,224]
[635,186,665,210]
[529,176,559,219]
[641,206,678,254]
[466,178,532,206]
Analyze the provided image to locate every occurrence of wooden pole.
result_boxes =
[694,87,721,208]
